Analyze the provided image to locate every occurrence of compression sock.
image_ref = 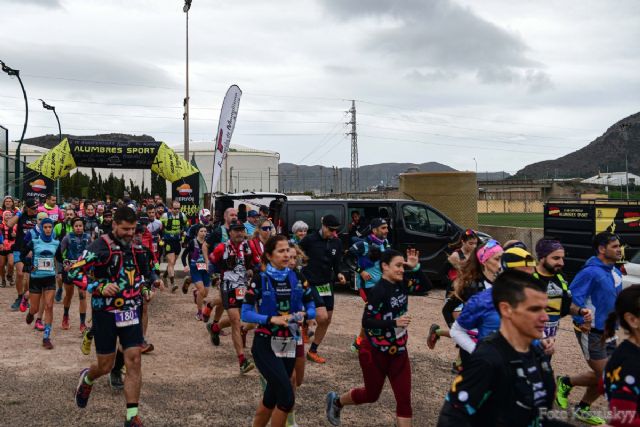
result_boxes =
[310,343,319,353]
[238,354,246,366]
[126,404,139,421]
[79,313,86,324]
[64,307,70,316]
[112,350,125,374]
[43,324,52,340]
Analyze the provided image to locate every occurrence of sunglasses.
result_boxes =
[484,239,500,249]
[261,226,273,231]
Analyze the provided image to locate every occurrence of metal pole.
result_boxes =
[1,61,28,199]
[183,1,192,161]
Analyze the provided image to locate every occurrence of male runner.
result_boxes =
[160,200,187,292]
[300,215,346,364]
[71,207,161,426]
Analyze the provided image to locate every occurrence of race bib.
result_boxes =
[114,308,139,328]
[152,243,158,252]
[543,321,559,338]
[37,257,54,271]
[271,336,296,358]
[196,262,207,271]
[316,283,332,297]
[235,286,246,300]
[49,214,59,221]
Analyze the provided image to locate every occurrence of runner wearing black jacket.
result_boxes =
[437,270,572,427]
[299,215,346,364]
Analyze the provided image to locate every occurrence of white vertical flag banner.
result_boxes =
[210,85,242,205]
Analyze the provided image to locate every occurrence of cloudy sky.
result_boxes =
[1,0,639,174]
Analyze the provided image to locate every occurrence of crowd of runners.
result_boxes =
[1,192,640,426]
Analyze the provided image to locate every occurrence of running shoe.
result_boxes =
[61,315,70,330]
[75,368,93,408]
[43,338,54,350]
[207,322,221,346]
[307,351,326,364]
[55,287,63,303]
[350,336,361,353]
[555,376,573,409]
[124,415,143,427]
[7,275,14,286]
[0,279,6,288]
[195,312,203,321]
[19,294,29,312]
[81,329,93,356]
[10,296,21,311]
[26,312,34,324]
[35,319,44,331]
[182,276,192,294]
[427,323,441,350]
[240,359,255,374]
[326,391,342,426]
[574,405,606,425]
[171,282,179,293]
[79,323,87,334]
[141,341,155,354]
[109,370,124,391]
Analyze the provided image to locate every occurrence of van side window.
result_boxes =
[403,204,446,234]
[294,210,315,230]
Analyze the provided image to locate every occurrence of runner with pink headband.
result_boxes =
[476,240,503,265]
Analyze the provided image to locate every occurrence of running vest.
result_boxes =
[162,212,186,237]
[533,271,570,338]
[66,232,90,261]
[189,238,205,263]
[31,236,59,279]
[55,222,73,241]
[257,271,304,316]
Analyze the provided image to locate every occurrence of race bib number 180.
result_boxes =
[114,309,139,328]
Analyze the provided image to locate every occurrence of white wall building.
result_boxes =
[582,172,640,186]
[7,141,280,198]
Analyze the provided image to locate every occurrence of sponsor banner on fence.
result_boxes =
[22,169,54,203]
[172,172,200,219]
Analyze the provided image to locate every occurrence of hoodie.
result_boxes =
[570,256,623,330]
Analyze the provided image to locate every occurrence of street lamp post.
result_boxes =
[39,99,62,199]
[183,0,192,161]
[1,60,28,198]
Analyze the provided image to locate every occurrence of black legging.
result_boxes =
[252,335,296,412]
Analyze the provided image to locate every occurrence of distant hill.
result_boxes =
[278,162,455,193]
[516,112,640,179]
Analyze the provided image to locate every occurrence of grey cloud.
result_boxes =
[319,0,550,89]
[0,42,178,94]
[3,0,63,8]
[405,68,458,82]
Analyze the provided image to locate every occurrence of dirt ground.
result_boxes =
[0,281,604,426]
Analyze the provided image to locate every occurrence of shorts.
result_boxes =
[0,249,12,256]
[221,280,246,310]
[189,264,211,287]
[163,237,182,255]
[13,250,21,264]
[311,283,334,311]
[574,327,617,361]
[93,307,144,355]
[29,276,56,294]
[296,342,305,358]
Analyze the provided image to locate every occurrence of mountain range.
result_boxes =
[516,112,640,179]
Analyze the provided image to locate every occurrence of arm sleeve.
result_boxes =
[332,241,342,278]
[303,286,316,320]
[436,349,497,427]
[442,295,463,328]
[241,276,269,325]
[361,286,396,330]
[20,240,34,259]
[211,243,225,266]
[404,266,431,294]
[570,270,592,325]
[450,320,477,353]
[181,241,192,267]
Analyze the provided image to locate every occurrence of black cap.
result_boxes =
[25,199,39,209]
[370,218,387,229]
[322,214,341,228]
[229,219,246,231]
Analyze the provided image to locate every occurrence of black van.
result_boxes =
[214,193,464,281]
[544,199,640,278]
